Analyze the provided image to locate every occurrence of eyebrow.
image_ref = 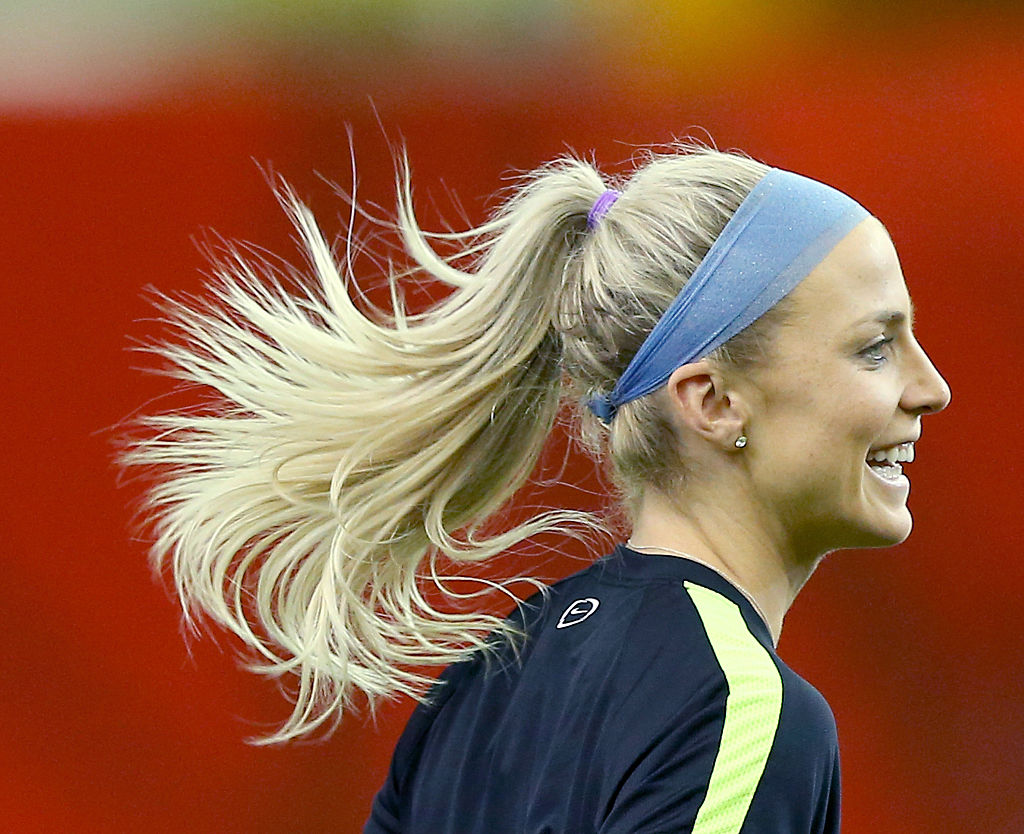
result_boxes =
[855,299,916,329]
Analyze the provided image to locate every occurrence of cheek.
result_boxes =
[757,395,881,481]
[752,362,897,460]
[758,388,840,449]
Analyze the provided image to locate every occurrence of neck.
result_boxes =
[629,490,824,646]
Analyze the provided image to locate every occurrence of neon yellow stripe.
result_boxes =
[685,581,783,834]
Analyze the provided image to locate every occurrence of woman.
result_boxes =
[126,145,950,833]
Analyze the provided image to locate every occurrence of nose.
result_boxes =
[901,338,951,415]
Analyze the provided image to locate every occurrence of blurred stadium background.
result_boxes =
[2,1,1022,831]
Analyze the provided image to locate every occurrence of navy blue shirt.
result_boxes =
[366,546,840,833]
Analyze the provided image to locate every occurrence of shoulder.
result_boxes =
[528,567,732,689]
[601,584,840,832]
[681,580,838,763]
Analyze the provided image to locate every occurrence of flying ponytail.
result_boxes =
[123,151,610,742]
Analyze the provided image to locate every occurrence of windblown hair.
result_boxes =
[123,144,778,742]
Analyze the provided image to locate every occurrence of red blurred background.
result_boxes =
[3,2,1023,832]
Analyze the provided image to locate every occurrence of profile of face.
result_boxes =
[738,217,951,557]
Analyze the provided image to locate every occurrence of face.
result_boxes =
[739,217,951,558]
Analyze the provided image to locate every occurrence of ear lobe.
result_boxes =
[666,361,747,448]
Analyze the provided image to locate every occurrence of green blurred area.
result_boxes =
[3,0,1021,110]
[6,0,1022,54]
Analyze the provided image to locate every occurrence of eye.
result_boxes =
[860,336,894,365]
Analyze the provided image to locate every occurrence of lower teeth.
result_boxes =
[868,462,903,481]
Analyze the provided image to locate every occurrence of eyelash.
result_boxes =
[861,336,894,364]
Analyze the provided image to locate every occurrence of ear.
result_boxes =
[665,360,748,449]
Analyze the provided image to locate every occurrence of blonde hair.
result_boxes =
[123,144,776,742]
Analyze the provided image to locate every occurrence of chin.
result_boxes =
[852,509,914,549]
[811,508,913,555]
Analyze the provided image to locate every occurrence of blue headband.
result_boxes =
[587,168,870,423]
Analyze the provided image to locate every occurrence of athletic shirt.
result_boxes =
[365,545,841,833]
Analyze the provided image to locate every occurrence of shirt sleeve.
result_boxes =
[363,657,476,834]
[363,786,401,834]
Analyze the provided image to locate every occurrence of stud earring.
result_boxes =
[734,435,748,449]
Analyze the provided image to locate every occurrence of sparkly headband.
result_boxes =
[587,168,870,423]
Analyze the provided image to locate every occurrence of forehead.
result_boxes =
[786,217,911,328]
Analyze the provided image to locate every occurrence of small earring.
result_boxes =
[734,435,748,449]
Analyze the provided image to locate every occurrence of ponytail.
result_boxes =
[124,152,608,742]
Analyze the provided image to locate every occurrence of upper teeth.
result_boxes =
[867,443,914,464]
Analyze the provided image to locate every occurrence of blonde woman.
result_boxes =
[126,145,950,833]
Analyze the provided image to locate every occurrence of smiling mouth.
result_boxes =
[865,441,914,483]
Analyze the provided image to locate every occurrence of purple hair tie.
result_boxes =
[587,189,622,231]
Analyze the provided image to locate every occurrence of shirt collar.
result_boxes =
[594,544,776,651]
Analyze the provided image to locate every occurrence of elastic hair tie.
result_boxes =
[587,189,622,231]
